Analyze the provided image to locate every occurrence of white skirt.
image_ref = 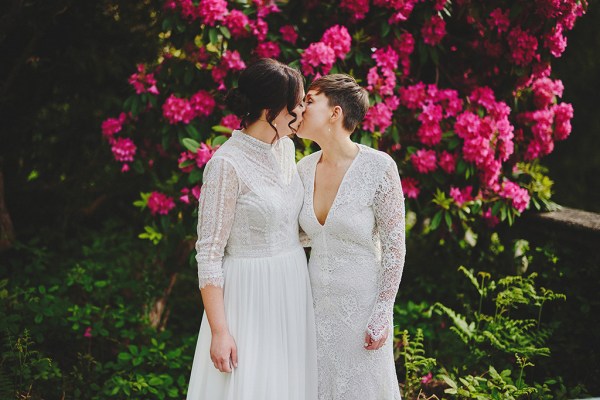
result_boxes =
[186,246,318,400]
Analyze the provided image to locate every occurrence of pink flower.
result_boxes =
[147,192,176,215]
[224,10,250,38]
[180,185,201,204]
[221,50,246,71]
[553,102,573,140]
[340,0,370,20]
[421,15,446,46]
[417,122,442,146]
[190,90,216,118]
[321,25,352,60]
[255,42,281,59]
[488,8,510,33]
[438,151,457,174]
[102,112,127,139]
[399,83,427,110]
[373,46,399,70]
[498,180,530,212]
[544,25,567,58]
[507,27,539,66]
[195,143,214,168]
[83,327,92,338]
[111,137,137,163]
[128,64,159,95]
[450,186,473,206]
[162,95,194,125]
[362,102,393,133]
[220,114,242,130]
[411,149,437,173]
[250,18,268,42]
[401,177,420,199]
[279,25,298,44]
[198,0,228,26]
[301,42,336,76]
[367,67,396,96]
[421,372,433,384]
[178,151,195,173]
[532,77,563,109]
[482,208,499,227]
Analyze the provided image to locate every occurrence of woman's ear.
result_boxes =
[330,105,343,123]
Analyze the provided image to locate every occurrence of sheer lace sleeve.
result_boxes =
[367,160,406,341]
[195,157,239,289]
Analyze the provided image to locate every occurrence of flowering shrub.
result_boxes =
[102,0,586,243]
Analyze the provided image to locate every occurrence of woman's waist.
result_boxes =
[224,240,304,259]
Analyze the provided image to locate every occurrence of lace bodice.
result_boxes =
[195,130,303,289]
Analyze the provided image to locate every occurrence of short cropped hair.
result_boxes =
[308,74,370,132]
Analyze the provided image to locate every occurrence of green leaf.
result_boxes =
[209,28,219,46]
[118,352,132,361]
[430,210,443,230]
[149,376,163,386]
[444,211,453,230]
[380,22,391,38]
[219,26,231,39]
[185,124,201,141]
[182,138,200,152]
[188,168,203,184]
[212,135,228,147]
[360,132,372,147]
[212,125,234,134]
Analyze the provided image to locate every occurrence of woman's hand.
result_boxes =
[210,331,238,372]
[364,327,389,351]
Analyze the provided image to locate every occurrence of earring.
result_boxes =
[328,127,331,133]
[274,123,277,128]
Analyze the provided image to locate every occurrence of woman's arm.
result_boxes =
[365,160,406,348]
[195,157,239,372]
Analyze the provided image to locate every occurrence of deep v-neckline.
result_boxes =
[311,146,361,227]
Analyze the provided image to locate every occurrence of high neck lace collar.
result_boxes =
[232,130,275,152]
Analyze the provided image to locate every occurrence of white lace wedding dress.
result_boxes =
[186,130,318,400]
[297,144,406,400]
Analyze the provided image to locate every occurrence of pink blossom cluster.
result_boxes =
[162,90,216,125]
[450,186,474,206]
[411,149,437,173]
[279,25,298,44]
[488,8,510,34]
[111,137,137,172]
[178,143,215,173]
[198,0,228,26]
[255,41,281,59]
[392,32,415,76]
[398,83,463,146]
[212,50,246,90]
[372,0,417,24]
[224,10,250,38]
[517,76,573,159]
[147,191,176,215]
[220,114,242,130]
[367,47,399,96]
[362,97,399,133]
[102,112,127,139]
[180,186,201,204]
[498,180,530,212]
[340,0,370,21]
[507,27,539,66]
[128,64,159,95]
[421,15,446,46]
[401,177,420,199]
[301,25,351,76]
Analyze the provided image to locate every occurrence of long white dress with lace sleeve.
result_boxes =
[298,144,406,400]
[186,130,318,400]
